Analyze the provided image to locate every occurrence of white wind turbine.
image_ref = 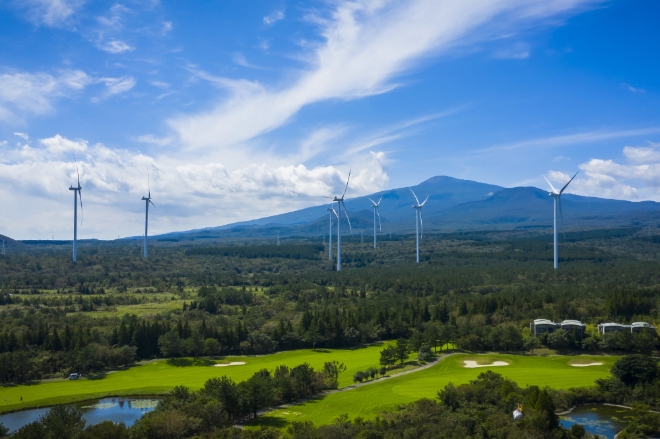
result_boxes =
[543,171,578,269]
[410,189,429,264]
[368,195,382,249]
[325,171,352,271]
[141,169,156,258]
[69,157,83,262]
[326,205,338,260]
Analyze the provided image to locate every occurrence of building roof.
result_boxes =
[631,322,655,328]
[561,320,584,326]
[533,319,556,325]
[598,322,624,327]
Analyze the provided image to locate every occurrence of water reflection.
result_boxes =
[0,397,161,433]
[559,404,634,439]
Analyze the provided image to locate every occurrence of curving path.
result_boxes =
[236,351,457,425]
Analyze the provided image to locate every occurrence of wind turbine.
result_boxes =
[544,171,578,269]
[326,206,337,260]
[69,158,83,262]
[368,196,382,249]
[410,189,428,264]
[326,171,352,271]
[142,169,156,258]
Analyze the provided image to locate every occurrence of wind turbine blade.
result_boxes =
[367,197,376,206]
[377,195,382,206]
[332,208,338,218]
[376,208,382,231]
[147,167,151,198]
[74,155,81,187]
[559,171,579,195]
[420,195,429,206]
[419,208,423,240]
[409,188,420,205]
[341,169,351,199]
[150,200,156,208]
[322,196,334,199]
[558,197,565,238]
[79,190,83,226]
[342,201,352,232]
[543,176,560,194]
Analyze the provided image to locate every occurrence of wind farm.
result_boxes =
[2,0,660,438]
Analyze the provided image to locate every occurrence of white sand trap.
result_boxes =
[571,362,602,367]
[214,362,246,367]
[463,360,509,368]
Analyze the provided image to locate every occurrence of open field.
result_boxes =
[0,344,393,413]
[250,353,618,429]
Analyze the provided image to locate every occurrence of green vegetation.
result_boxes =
[252,353,616,428]
[0,344,390,413]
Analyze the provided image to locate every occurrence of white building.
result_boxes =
[530,319,586,337]
[597,322,656,335]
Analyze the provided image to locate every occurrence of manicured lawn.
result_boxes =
[251,353,618,429]
[0,344,389,413]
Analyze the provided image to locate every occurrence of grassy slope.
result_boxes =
[0,344,388,413]
[252,353,618,429]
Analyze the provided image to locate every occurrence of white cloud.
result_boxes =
[548,141,660,201]
[494,42,530,59]
[18,0,84,27]
[40,134,87,154]
[263,10,285,25]
[99,40,134,54]
[0,134,388,238]
[13,132,29,141]
[99,76,136,96]
[171,0,600,151]
[0,69,92,122]
[161,21,172,34]
[622,83,646,94]
[136,134,172,146]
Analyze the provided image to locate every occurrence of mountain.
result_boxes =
[153,176,660,241]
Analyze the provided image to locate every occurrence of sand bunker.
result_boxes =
[463,360,509,368]
[214,362,246,367]
[571,362,602,367]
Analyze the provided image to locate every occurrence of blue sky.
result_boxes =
[0,0,659,239]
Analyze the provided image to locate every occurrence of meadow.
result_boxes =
[0,344,390,413]
[251,353,618,428]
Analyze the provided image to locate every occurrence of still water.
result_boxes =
[559,404,634,439]
[0,397,160,433]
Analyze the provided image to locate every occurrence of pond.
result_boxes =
[0,397,161,434]
[559,404,635,439]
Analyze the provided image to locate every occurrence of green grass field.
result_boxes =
[251,353,618,429]
[0,344,390,413]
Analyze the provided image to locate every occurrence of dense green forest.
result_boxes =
[2,228,660,382]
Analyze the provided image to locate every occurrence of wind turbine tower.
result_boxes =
[544,172,578,269]
[410,189,429,264]
[69,159,83,262]
[368,196,382,249]
[326,206,337,260]
[327,171,352,271]
[142,170,155,258]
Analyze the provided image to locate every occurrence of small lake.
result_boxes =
[0,397,161,434]
[559,404,635,439]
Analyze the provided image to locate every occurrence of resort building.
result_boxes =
[530,319,586,337]
[597,322,656,335]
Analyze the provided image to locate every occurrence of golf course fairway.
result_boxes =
[0,344,390,413]
[251,353,618,428]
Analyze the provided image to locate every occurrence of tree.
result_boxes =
[239,369,274,418]
[379,345,397,367]
[203,376,240,421]
[353,371,365,383]
[418,344,432,363]
[0,423,8,438]
[158,330,182,358]
[80,421,128,439]
[523,336,541,354]
[394,339,410,365]
[547,329,569,350]
[322,361,346,389]
[204,338,221,356]
[39,405,85,439]
[379,366,387,376]
[611,354,659,386]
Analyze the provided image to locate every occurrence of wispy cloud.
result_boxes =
[13,132,29,142]
[99,40,134,54]
[494,42,530,59]
[98,76,136,96]
[481,127,660,153]
[263,10,284,25]
[0,69,92,122]
[170,0,600,151]
[17,0,84,27]
[621,83,646,94]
